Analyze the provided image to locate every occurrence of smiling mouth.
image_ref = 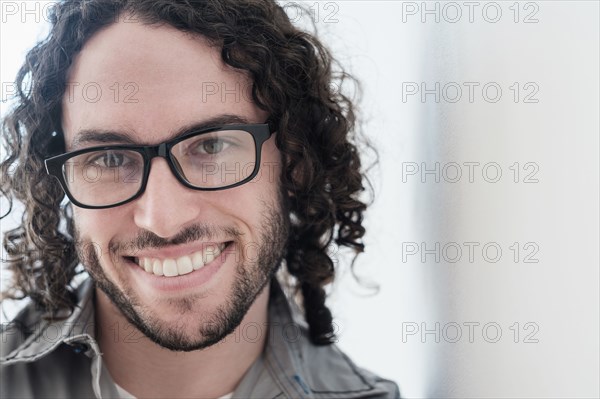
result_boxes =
[126,242,230,277]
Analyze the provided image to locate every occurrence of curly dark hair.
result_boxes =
[1,0,373,345]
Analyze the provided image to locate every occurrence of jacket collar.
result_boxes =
[1,278,99,364]
[254,279,389,399]
[2,277,388,399]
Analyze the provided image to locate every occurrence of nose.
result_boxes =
[132,158,201,238]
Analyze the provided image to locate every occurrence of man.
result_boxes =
[0,1,399,398]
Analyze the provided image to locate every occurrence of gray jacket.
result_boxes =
[1,278,399,398]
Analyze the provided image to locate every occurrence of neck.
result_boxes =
[95,286,270,399]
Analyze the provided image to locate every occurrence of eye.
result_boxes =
[88,150,132,168]
[103,152,123,167]
[200,138,224,155]
[173,131,247,161]
[187,137,232,156]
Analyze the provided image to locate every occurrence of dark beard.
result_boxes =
[76,200,289,352]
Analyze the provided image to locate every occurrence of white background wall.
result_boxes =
[1,1,599,398]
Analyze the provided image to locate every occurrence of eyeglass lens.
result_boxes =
[61,129,257,207]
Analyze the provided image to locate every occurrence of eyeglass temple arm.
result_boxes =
[47,131,66,158]
[266,118,277,134]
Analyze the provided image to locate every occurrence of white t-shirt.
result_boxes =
[115,383,234,399]
[103,362,234,399]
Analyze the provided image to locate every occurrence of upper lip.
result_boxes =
[123,241,230,260]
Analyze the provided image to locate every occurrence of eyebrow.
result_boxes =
[70,114,251,149]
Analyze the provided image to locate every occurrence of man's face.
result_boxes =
[61,20,288,351]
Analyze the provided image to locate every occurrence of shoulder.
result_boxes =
[298,334,400,399]
[266,280,400,398]
[1,299,96,398]
[1,299,44,363]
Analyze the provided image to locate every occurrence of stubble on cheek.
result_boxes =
[68,183,290,351]
[74,225,144,314]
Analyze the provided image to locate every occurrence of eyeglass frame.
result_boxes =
[44,121,276,209]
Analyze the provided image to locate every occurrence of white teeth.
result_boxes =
[203,245,218,264]
[163,259,178,277]
[136,243,226,278]
[152,259,164,276]
[143,258,153,273]
[176,256,193,275]
[192,252,204,270]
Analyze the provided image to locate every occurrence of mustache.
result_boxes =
[105,224,243,256]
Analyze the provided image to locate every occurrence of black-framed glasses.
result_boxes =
[45,122,275,209]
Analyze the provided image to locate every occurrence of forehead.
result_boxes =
[61,20,261,146]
